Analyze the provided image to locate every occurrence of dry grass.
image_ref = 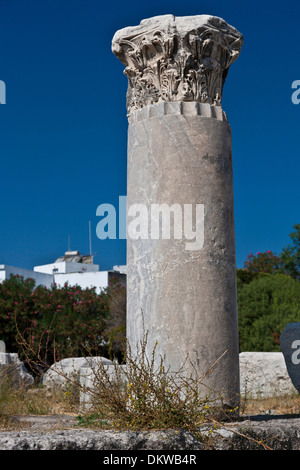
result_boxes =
[1,336,300,436]
[0,364,79,430]
[241,393,300,416]
[1,370,300,442]
[77,333,240,433]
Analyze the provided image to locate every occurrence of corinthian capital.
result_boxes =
[112,14,243,114]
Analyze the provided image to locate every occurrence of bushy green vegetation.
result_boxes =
[238,273,300,351]
[0,275,126,374]
[237,224,300,352]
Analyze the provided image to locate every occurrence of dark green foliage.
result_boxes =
[0,275,112,370]
[238,273,300,352]
[280,224,300,281]
[236,268,259,286]
[237,224,300,352]
[241,224,300,280]
[243,250,282,274]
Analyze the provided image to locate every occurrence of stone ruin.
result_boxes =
[2,16,299,418]
[112,14,243,412]
[0,340,34,388]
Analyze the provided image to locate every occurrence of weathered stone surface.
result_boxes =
[0,428,205,450]
[127,100,229,125]
[0,352,34,387]
[280,323,300,393]
[0,340,5,353]
[43,357,113,388]
[112,14,243,113]
[80,364,127,410]
[126,101,239,409]
[239,352,296,398]
[202,416,300,450]
[1,416,300,450]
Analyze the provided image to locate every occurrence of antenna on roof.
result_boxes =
[68,234,71,252]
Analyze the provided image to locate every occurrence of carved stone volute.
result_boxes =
[112,14,243,114]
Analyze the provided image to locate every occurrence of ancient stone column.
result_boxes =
[112,15,243,411]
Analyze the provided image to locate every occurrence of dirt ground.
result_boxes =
[1,386,300,433]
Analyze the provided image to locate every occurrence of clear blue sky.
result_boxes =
[0,0,299,271]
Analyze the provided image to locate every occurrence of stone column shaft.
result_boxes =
[112,14,243,409]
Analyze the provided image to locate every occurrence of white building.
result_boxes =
[0,264,53,289]
[0,251,126,294]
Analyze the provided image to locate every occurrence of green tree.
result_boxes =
[238,273,300,352]
[280,224,300,280]
[102,276,126,363]
[0,275,111,372]
[241,224,300,280]
[243,250,282,274]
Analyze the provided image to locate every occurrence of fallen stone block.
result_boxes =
[239,352,296,399]
[79,363,127,411]
[43,356,113,389]
[0,351,34,388]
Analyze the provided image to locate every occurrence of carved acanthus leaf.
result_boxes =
[112,15,243,114]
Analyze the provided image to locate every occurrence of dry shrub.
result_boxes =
[80,329,234,432]
[0,363,76,427]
